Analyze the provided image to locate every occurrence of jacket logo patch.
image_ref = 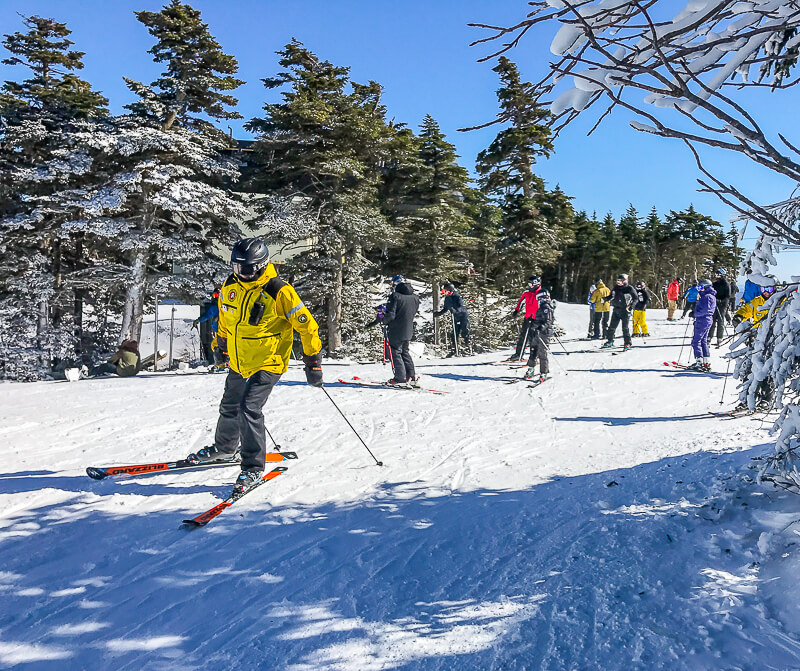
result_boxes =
[228,289,236,301]
[297,314,308,323]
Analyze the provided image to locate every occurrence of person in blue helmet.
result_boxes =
[382,275,420,387]
[681,280,700,318]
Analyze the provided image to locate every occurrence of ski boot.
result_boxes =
[686,361,703,371]
[537,374,548,384]
[232,469,262,499]
[186,445,237,465]
[407,376,421,389]
[623,344,632,351]
[523,366,537,381]
[601,341,615,349]
[386,378,410,388]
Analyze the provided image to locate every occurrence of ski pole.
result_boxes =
[265,424,281,450]
[541,338,568,376]
[321,385,383,466]
[719,355,733,405]
[677,317,692,364]
[553,331,570,355]
[452,313,460,357]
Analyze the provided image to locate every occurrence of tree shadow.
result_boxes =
[0,447,796,670]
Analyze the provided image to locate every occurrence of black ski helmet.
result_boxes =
[528,276,541,287]
[442,282,455,293]
[537,289,550,300]
[231,238,269,281]
[699,278,713,288]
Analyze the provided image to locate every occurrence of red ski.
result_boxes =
[663,361,730,377]
[182,466,288,528]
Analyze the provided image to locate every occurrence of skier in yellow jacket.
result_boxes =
[187,238,323,497]
[733,286,775,328]
[589,280,611,339]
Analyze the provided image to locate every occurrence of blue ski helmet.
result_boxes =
[715,268,727,276]
[391,275,405,287]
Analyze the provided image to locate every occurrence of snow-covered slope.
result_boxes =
[1,304,798,670]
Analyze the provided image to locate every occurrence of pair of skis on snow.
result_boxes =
[86,451,297,528]
[662,361,730,377]
[336,376,449,395]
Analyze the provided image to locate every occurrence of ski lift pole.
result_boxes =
[154,295,159,372]
[168,306,176,370]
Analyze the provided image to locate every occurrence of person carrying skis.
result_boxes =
[711,269,731,347]
[435,282,470,356]
[509,276,541,361]
[667,278,681,321]
[186,238,323,498]
[632,280,650,338]
[524,289,555,383]
[602,274,637,350]
[590,280,610,339]
[382,276,420,387]
[681,280,700,318]
[688,279,717,371]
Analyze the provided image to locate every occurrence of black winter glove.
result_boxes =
[303,353,323,388]
[732,315,743,327]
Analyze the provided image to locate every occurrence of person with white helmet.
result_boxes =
[601,274,637,350]
[688,278,717,371]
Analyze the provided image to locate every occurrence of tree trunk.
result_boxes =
[119,249,147,344]
[327,249,343,353]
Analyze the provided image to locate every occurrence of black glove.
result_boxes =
[303,353,323,388]
[192,318,199,329]
[732,315,742,327]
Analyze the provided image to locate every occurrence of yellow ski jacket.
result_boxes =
[217,263,321,378]
[734,294,771,327]
[590,282,611,313]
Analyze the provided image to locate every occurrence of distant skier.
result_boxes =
[524,289,555,383]
[711,269,731,347]
[509,276,542,361]
[435,282,470,356]
[186,238,323,498]
[688,279,717,371]
[601,274,637,350]
[728,278,739,321]
[681,281,700,318]
[587,283,596,339]
[590,280,610,339]
[382,276,421,387]
[632,280,650,338]
[666,278,681,321]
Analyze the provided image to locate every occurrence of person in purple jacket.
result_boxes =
[689,279,717,371]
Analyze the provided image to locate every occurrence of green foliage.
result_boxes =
[124,0,243,131]
[1,15,108,122]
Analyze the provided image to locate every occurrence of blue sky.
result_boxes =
[2,0,797,277]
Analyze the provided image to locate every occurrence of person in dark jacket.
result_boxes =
[524,290,555,382]
[194,288,220,364]
[632,280,650,337]
[602,274,638,349]
[689,279,717,371]
[728,279,739,321]
[382,279,420,387]
[711,269,731,346]
[435,282,470,356]
[509,276,541,361]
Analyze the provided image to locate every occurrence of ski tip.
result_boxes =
[181,519,205,529]
[86,467,108,481]
[352,376,361,380]
[281,451,298,460]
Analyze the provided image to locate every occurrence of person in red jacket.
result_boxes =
[509,276,541,361]
[666,278,681,321]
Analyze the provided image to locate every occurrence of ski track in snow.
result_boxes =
[0,305,799,669]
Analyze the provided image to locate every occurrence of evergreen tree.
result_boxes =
[246,40,396,353]
[471,58,570,292]
[0,14,109,379]
[387,114,473,320]
[124,0,243,132]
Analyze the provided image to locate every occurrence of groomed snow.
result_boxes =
[0,303,798,670]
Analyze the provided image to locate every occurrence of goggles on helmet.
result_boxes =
[233,260,267,282]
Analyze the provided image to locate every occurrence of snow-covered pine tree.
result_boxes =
[245,40,396,355]
[59,1,247,345]
[0,14,109,379]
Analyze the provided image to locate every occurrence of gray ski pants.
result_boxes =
[214,369,281,472]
